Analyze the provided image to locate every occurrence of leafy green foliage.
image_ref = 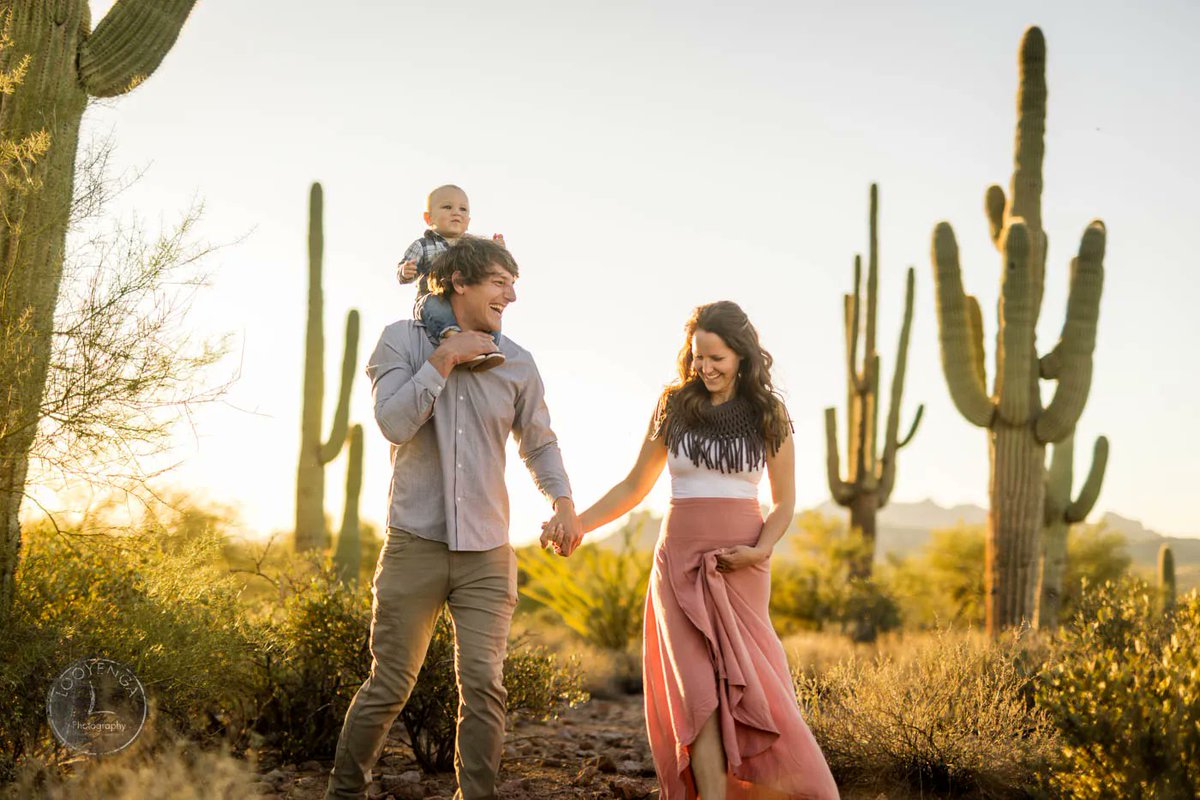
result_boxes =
[1037,580,1200,798]
[517,522,651,651]
[884,523,1130,630]
[884,524,986,627]
[769,511,900,636]
[0,512,261,780]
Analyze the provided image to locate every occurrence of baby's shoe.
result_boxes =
[461,351,506,372]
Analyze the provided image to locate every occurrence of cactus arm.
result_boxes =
[996,221,1036,425]
[865,184,879,359]
[965,295,986,391]
[843,258,863,477]
[846,255,863,390]
[824,408,856,505]
[1040,341,1063,379]
[1036,221,1106,443]
[985,185,1007,248]
[1065,435,1108,523]
[1043,432,1073,523]
[877,267,917,501]
[319,310,360,464]
[898,405,923,449]
[1010,28,1046,271]
[931,222,995,427]
[78,0,198,98]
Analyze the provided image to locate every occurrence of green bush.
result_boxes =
[0,515,262,780]
[1037,579,1200,799]
[249,560,372,762]
[517,522,651,652]
[400,612,586,773]
[882,524,987,628]
[796,630,1058,798]
[769,511,901,637]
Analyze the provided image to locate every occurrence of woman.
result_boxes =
[550,301,839,799]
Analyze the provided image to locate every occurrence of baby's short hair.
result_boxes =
[428,237,519,297]
[426,184,466,212]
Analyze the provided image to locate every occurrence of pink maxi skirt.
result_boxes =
[643,497,840,800]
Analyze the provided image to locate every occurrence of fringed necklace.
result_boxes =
[653,394,768,474]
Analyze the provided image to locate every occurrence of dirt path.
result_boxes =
[252,693,659,800]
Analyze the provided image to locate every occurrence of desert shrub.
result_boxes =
[882,524,987,628]
[770,511,900,637]
[796,630,1058,797]
[249,558,585,770]
[517,523,651,651]
[1037,579,1200,799]
[885,524,1131,631]
[1057,525,1131,623]
[400,612,587,773]
[249,560,372,762]
[0,515,262,780]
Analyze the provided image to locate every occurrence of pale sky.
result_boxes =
[53,0,1200,544]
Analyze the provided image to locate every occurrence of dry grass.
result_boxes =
[796,629,1058,799]
[5,736,256,800]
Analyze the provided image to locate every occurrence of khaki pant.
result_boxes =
[325,530,518,800]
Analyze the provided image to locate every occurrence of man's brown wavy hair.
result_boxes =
[428,236,519,298]
[657,300,790,454]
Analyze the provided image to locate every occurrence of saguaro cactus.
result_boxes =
[1158,543,1176,615]
[825,184,923,580]
[333,424,363,584]
[295,183,360,552]
[1035,432,1108,631]
[0,1,197,617]
[931,27,1107,635]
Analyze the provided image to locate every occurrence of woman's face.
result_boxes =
[691,329,742,401]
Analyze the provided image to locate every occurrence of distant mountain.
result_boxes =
[590,499,1199,591]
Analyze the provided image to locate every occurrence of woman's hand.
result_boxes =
[715,545,770,573]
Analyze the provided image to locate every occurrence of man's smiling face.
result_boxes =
[452,263,516,332]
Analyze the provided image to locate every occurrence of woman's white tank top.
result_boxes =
[667,448,763,500]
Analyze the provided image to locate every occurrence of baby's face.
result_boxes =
[425,188,470,239]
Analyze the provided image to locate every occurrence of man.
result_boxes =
[326,237,583,800]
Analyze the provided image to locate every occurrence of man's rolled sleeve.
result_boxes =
[513,364,571,502]
[367,330,445,445]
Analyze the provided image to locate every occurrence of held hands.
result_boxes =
[540,498,583,557]
[714,545,770,573]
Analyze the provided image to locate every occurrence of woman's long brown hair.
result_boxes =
[656,301,790,454]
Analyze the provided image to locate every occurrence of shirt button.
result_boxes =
[457,428,463,434]
[459,395,464,400]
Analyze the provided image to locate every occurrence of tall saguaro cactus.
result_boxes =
[825,184,923,579]
[0,0,198,618]
[295,183,360,552]
[1035,432,1108,631]
[930,27,1107,635]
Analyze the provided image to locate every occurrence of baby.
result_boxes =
[397,184,505,370]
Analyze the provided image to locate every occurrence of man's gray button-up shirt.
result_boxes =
[366,320,572,551]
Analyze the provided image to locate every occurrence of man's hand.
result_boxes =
[541,497,583,557]
[428,331,497,377]
[714,545,770,573]
[492,233,506,249]
[398,259,418,282]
